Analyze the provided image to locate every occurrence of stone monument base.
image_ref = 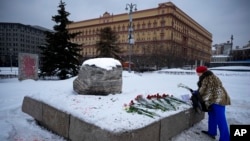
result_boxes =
[22,96,204,141]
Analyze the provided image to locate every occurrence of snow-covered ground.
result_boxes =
[0,65,250,141]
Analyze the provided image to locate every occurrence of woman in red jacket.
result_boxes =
[195,66,231,141]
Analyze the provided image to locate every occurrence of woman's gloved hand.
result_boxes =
[192,90,198,95]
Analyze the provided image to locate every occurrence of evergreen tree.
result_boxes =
[96,27,121,59]
[39,0,82,80]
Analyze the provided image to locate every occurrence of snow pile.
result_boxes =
[82,58,121,70]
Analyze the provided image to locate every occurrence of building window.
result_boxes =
[148,22,151,28]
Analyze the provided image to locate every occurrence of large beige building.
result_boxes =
[67,2,212,69]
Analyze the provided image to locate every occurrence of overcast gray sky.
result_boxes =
[0,0,249,48]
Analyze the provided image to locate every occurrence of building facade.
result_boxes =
[231,41,250,61]
[67,2,212,69]
[212,41,233,56]
[0,22,50,67]
[210,40,250,67]
[211,41,233,62]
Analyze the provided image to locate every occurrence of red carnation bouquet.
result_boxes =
[124,93,188,118]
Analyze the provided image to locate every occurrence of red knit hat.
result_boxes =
[196,66,207,73]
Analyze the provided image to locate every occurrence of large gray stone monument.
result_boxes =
[18,53,39,81]
[73,58,122,95]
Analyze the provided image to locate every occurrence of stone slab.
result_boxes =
[189,110,205,126]
[22,96,42,122]
[41,103,70,139]
[69,116,160,141]
[22,96,204,141]
[160,110,189,140]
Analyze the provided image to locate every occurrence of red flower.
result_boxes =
[129,100,134,106]
[156,93,161,99]
[135,95,143,101]
[147,95,152,99]
[162,94,168,98]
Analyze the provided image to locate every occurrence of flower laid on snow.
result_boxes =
[147,93,177,110]
[135,95,159,110]
[124,93,189,118]
[124,100,159,118]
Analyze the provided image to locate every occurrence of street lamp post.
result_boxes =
[230,35,234,61]
[9,48,13,72]
[125,3,137,73]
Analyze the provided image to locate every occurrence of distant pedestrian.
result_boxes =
[193,66,231,141]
